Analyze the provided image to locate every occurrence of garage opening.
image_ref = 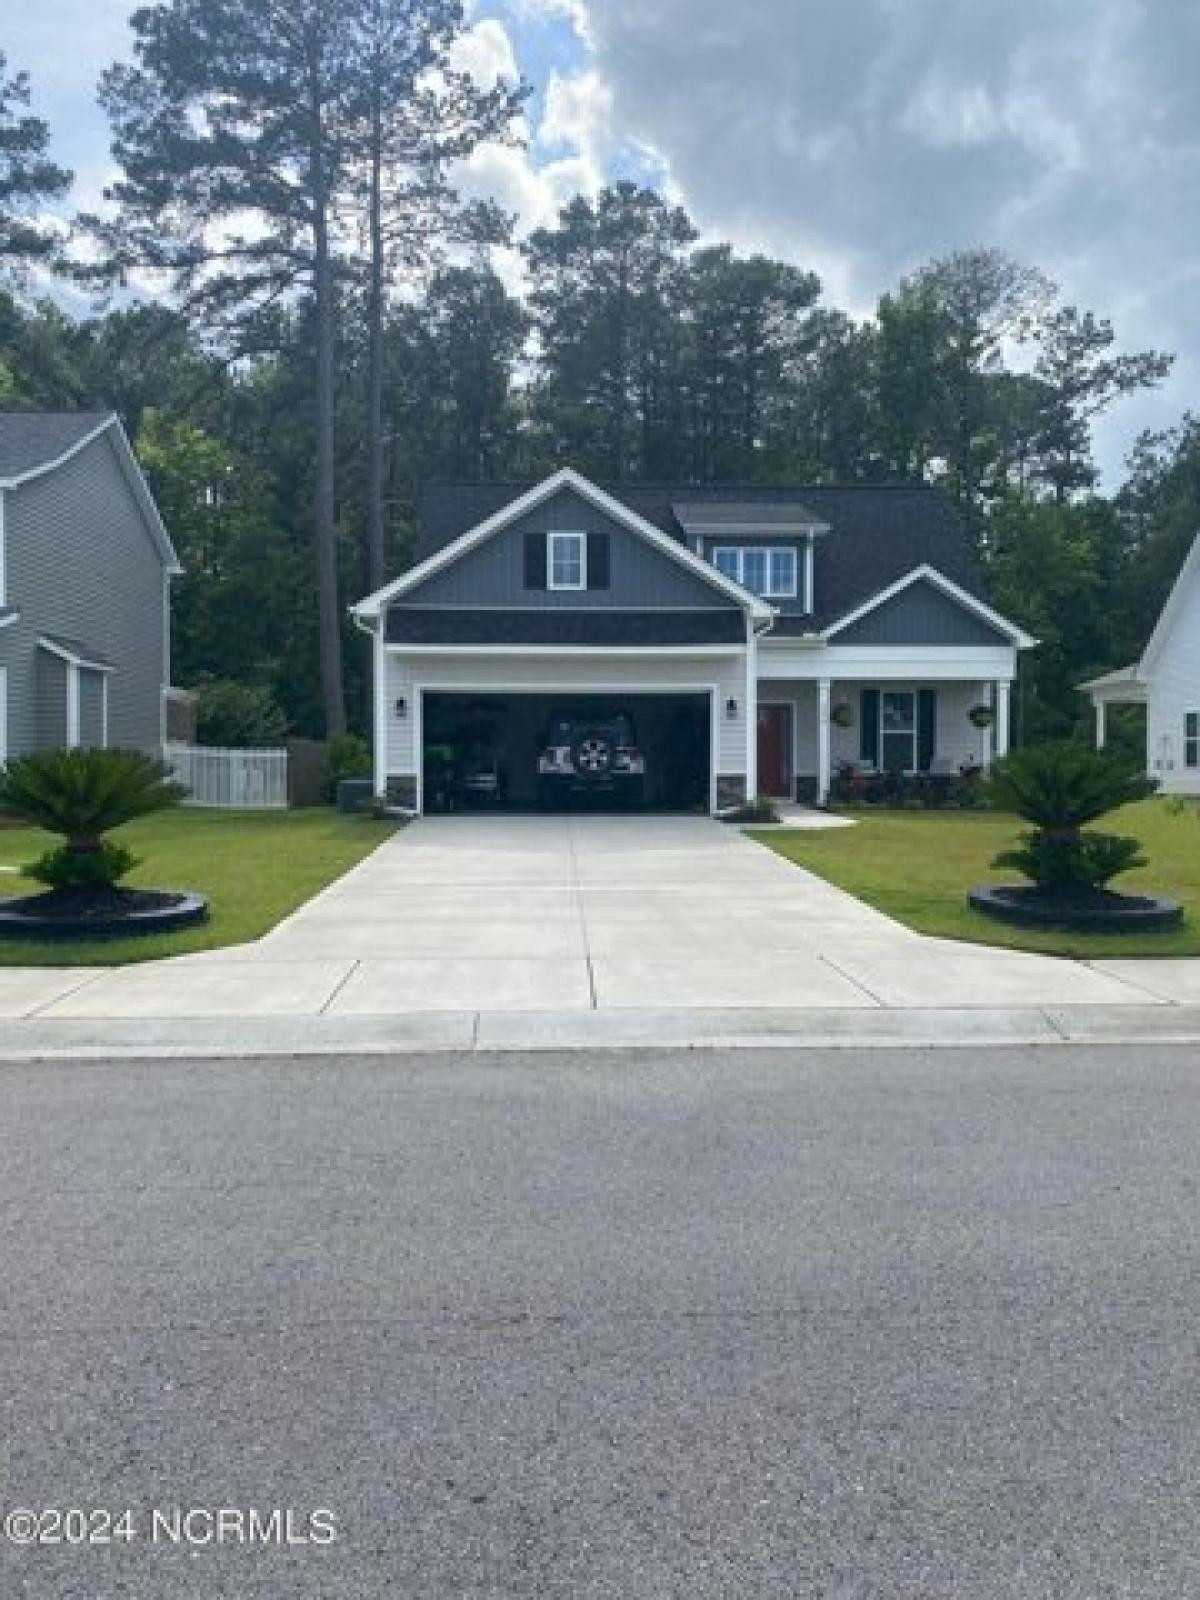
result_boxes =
[421,692,712,813]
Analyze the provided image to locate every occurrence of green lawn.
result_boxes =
[0,808,396,966]
[750,798,1200,958]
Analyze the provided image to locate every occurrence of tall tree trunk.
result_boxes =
[312,121,346,738]
[365,63,386,594]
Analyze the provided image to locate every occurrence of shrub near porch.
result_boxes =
[0,809,394,966]
[750,799,1199,957]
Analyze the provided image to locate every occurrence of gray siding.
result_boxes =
[33,649,66,749]
[79,667,105,748]
[402,488,733,611]
[834,580,1009,647]
[1,431,169,757]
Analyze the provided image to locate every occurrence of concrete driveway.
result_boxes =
[20,813,1175,1021]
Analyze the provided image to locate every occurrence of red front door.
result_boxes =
[756,704,791,798]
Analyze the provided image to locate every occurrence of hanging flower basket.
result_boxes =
[968,704,996,729]
[831,702,855,729]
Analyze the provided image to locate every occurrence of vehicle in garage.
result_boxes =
[537,708,646,807]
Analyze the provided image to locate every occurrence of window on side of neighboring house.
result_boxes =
[1186,711,1199,767]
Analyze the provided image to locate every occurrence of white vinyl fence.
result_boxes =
[164,742,289,810]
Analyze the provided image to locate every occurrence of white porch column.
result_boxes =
[1095,698,1107,750]
[994,680,1011,760]
[372,625,388,798]
[817,677,832,806]
[979,680,994,772]
[745,623,759,801]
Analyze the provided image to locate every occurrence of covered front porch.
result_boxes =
[755,676,1011,805]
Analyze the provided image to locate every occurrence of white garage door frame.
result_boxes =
[415,680,720,815]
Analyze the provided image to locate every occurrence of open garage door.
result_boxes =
[422,691,712,813]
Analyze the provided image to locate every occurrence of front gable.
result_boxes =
[401,486,733,612]
[832,577,1015,647]
[353,468,770,623]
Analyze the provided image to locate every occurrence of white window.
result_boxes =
[548,530,586,590]
[880,690,917,774]
[1186,711,1199,768]
[712,544,797,598]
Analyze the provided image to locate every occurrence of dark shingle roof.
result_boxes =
[0,412,114,479]
[415,480,982,630]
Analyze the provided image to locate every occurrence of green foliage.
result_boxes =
[0,52,72,280]
[984,743,1156,830]
[28,840,139,890]
[324,733,371,798]
[993,831,1146,892]
[984,742,1157,894]
[195,681,288,748]
[0,750,185,865]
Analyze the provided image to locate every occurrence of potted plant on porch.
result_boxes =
[0,748,208,940]
[968,742,1180,930]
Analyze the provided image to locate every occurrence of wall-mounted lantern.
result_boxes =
[395,696,408,719]
[725,697,739,720]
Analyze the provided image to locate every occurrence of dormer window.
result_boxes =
[713,545,797,599]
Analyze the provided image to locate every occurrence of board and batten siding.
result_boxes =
[383,648,748,780]
[0,431,169,757]
[1147,559,1200,795]
[400,487,732,611]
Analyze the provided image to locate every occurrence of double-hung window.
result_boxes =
[880,690,917,774]
[1186,711,1200,769]
[548,530,586,591]
[712,545,797,598]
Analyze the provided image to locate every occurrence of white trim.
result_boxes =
[66,661,80,749]
[101,674,109,748]
[1139,529,1200,677]
[36,635,116,674]
[804,533,814,615]
[745,618,758,797]
[0,486,5,606]
[413,681,722,816]
[0,663,6,763]
[384,643,745,659]
[351,468,774,621]
[547,529,587,591]
[817,678,832,806]
[820,565,1037,649]
[995,679,1011,759]
[0,415,182,575]
[0,610,17,631]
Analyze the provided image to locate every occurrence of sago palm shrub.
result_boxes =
[984,742,1157,896]
[0,748,186,891]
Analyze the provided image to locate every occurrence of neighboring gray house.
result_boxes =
[352,468,1035,813]
[0,413,180,763]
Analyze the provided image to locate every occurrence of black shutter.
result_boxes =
[860,689,880,765]
[586,530,610,590]
[524,530,547,590]
[918,688,937,771]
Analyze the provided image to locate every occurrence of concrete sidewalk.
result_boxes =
[1,814,1198,1050]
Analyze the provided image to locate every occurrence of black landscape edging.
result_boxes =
[0,892,209,942]
[968,884,1183,933]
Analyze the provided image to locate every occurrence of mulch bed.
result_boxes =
[0,887,209,941]
[969,883,1183,932]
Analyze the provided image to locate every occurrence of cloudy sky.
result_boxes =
[10,0,1198,482]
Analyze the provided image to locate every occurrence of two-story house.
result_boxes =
[0,413,180,763]
[351,468,1035,812]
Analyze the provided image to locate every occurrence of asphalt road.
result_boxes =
[2,1044,1199,1599]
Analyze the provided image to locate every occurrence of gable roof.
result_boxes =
[354,468,774,622]
[412,479,984,631]
[0,411,181,574]
[1138,529,1200,677]
[821,566,1036,648]
[0,412,114,479]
